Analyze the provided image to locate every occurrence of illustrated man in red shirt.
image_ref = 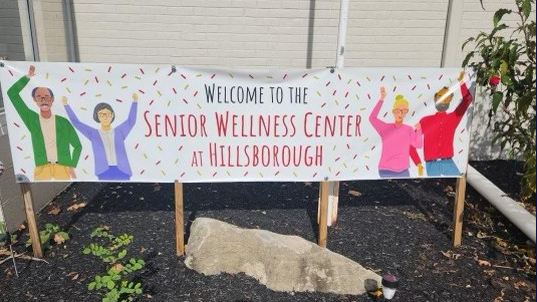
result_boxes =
[415,71,472,176]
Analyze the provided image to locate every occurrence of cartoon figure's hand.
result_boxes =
[414,122,421,131]
[132,93,138,102]
[61,96,68,105]
[28,65,35,78]
[380,86,386,100]
[458,71,465,82]
[417,163,424,176]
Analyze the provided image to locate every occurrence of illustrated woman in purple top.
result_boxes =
[61,93,138,180]
[369,87,422,178]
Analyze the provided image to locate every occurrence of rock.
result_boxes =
[185,218,381,295]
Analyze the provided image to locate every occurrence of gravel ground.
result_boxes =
[0,160,535,302]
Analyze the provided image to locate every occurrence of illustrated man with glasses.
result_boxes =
[7,65,81,180]
[414,71,472,176]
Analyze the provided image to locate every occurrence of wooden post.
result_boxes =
[20,183,42,258]
[318,181,329,248]
[329,182,340,225]
[174,182,185,256]
[317,182,340,226]
[452,175,467,246]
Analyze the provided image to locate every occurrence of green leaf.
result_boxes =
[88,282,96,290]
[117,249,127,259]
[518,94,533,114]
[509,44,518,65]
[493,9,512,27]
[82,247,91,254]
[135,288,142,295]
[107,280,115,290]
[462,37,475,50]
[40,233,51,245]
[522,0,531,18]
[58,232,69,240]
[492,91,503,113]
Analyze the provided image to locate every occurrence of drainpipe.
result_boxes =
[325,0,350,227]
[64,0,77,62]
[467,165,536,243]
[26,0,40,61]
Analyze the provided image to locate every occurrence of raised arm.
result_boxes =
[6,67,34,127]
[369,86,390,135]
[454,71,472,120]
[117,93,138,137]
[62,97,95,138]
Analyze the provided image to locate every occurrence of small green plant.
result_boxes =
[83,227,145,302]
[25,223,69,248]
[462,0,536,201]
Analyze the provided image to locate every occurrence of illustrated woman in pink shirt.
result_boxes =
[369,87,423,178]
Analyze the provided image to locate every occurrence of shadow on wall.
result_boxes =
[469,89,512,161]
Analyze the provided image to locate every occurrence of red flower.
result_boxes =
[489,75,500,87]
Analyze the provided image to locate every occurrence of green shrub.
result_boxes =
[463,0,536,201]
[25,223,69,248]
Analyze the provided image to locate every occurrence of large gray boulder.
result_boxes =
[185,218,381,295]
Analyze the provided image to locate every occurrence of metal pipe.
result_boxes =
[326,0,350,226]
[440,0,454,67]
[64,0,77,62]
[26,0,40,61]
[467,165,536,242]
[335,0,350,68]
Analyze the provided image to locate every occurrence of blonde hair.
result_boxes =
[393,94,409,109]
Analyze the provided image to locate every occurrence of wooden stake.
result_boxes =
[453,175,467,246]
[20,183,42,258]
[329,182,340,225]
[318,181,329,248]
[175,182,184,256]
[317,182,340,226]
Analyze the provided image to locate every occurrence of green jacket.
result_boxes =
[7,76,82,168]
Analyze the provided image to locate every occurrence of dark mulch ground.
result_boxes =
[0,160,535,302]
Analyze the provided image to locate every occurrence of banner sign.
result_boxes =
[0,61,475,183]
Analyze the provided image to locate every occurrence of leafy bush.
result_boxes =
[25,223,69,248]
[83,227,145,302]
[462,0,536,201]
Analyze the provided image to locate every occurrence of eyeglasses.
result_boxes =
[393,109,409,114]
[98,112,112,118]
[34,95,52,101]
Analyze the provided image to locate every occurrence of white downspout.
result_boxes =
[326,0,350,227]
[467,166,536,242]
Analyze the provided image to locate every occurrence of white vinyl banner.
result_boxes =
[0,61,475,183]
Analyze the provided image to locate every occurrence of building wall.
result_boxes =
[69,0,450,68]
